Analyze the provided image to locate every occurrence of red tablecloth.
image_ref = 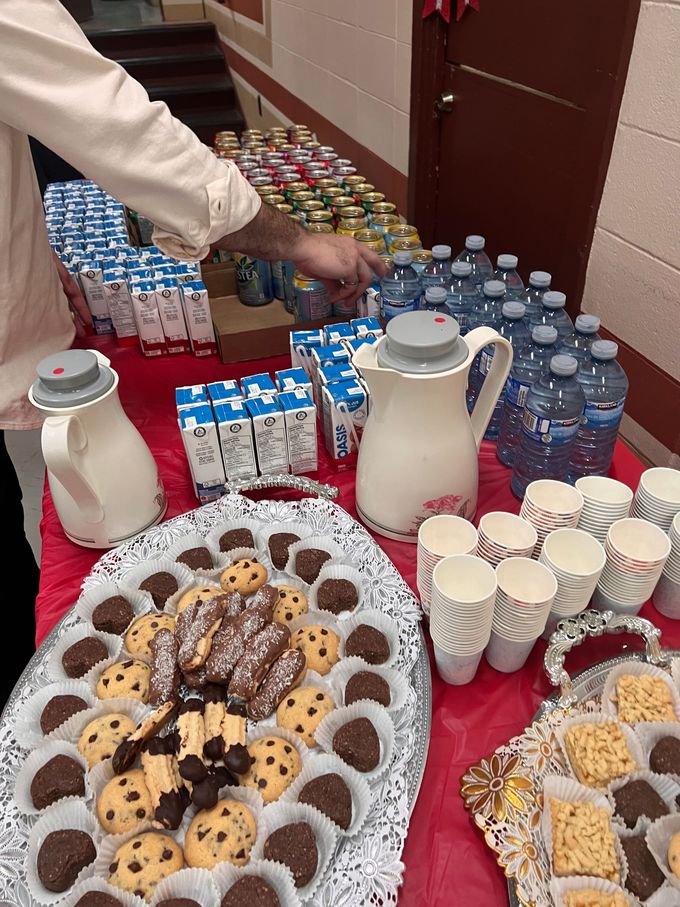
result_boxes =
[36,336,680,906]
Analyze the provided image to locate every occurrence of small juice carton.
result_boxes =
[244,394,289,476]
[102,267,138,345]
[351,316,383,339]
[79,260,113,334]
[279,389,318,475]
[321,378,369,470]
[290,329,323,374]
[318,363,359,388]
[130,280,167,357]
[177,404,226,503]
[323,322,354,344]
[274,367,313,396]
[175,385,208,408]
[156,277,190,354]
[240,373,278,399]
[180,280,217,357]
[207,380,242,404]
[214,400,258,481]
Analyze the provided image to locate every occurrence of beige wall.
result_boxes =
[581,0,680,466]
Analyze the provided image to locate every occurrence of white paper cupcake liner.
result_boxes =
[251,800,338,902]
[15,680,97,749]
[555,712,646,787]
[671,657,680,695]
[314,701,394,783]
[257,521,314,572]
[646,813,680,893]
[635,721,680,773]
[151,866,219,906]
[281,750,373,838]
[607,769,680,834]
[327,657,409,713]
[26,799,100,905]
[166,531,229,579]
[50,696,151,758]
[336,608,400,668]
[48,625,122,684]
[93,821,187,901]
[212,858,302,907]
[64,876,147,907]
[14,738,92,817]
[120,558,195,613]
[183,785,266,871]
[307,563,367,620]
[285,536,347,584]
[549,876,639,907]
[75,582,151,638]
[206,518,266,560]
[601,661,680,724]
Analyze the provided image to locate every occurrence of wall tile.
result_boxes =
[356,90,395,167]
[354,28,397,107]
[323,19,359,83]
[360,0,397,37]
[395,42,412,112]
[393,110,410,175]
[396,0,413,44]
[271,0,305,56]
[326,74,358,137]
[311,0,356,24]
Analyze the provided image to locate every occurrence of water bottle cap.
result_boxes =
[31,349,115,408]
[465,235,485,251]
[393,251,413,265]
[543,290,567,309]
[432,244,452,260]
[497,254,518,270]
[550,354,578,376]
[532,325,558,344]
[502,301,526,319]
[425,286,448,302]
[529,270,551,288]
[451,261,472,277]
[591,339,618,360]
[377,311,468,374]
[575,314,601,334]
[483,279,506,299]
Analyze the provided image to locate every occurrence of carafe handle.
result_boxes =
[41,415,105,524]
[464,326,513,450]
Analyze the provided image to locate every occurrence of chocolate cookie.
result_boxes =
[219,528,255,552]
[108,832,184,901]
[37,829,96,893]
[345,625,390,664]
[263,821,318,888]
[176,546,214,571]
[91,596,135,635]
[157,899,201,907]
[30,754,86,810]
[247,648,307,721]
[294,549,331,584]
[333,717,380,773]
[125,613,176,660]
[621,835,664,900]
[276,686,335,748]
[62,637,109,678]
[649,735,680,774]
[139,572,179,610]
[40,694,88,735]
[97,768,154,833]
[272,585,308,624]
[241,736,301,804]
[268,532,300,570]
[185,798,257,869]
[220,876,281,907]
[298,772,352,830]
[74,893,125,907]
[613,779,669,828]
[345,671,391,707]
[96,659,150,703]
[316,579,358,616]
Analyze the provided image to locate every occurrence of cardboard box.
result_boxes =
[161,0,204,21]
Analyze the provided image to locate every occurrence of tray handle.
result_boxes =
[544,609,665,709]
[225,474,339,501]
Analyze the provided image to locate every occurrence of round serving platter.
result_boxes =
[0,493,431,906]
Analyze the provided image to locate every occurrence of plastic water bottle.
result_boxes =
[558,314,601,362]
[455,235,493,289]
[529,290,574,339]
[568,340,629,481]
[379,251,422,323]
[511,354,586,498]
[493,254,525,299]
[497,325,559,467]
[420,244,452,293]
[518,271,551,322]
[466,279,505,411]
[484,301,532,440]
[422,285,449,313]
[445,261,482,335]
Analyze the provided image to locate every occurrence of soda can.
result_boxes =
[312,176,337,196]
[274,203,294,214]
[370,201,398,218]
[321,186,345,206]
[316,152,338,167]
[306,222,334,234]
[371,214,400,236]
[303,161,323,174]
[237,160,258,173]
[289,190,316,208]
[354,228,386,254]
[297,199,325,221]
[329,196,357,225]
[303,141,321,152]
[359,191,386,212]
[314,145,335,156]
[306,209,334,225]
[248,168,271,180]
[336,218,367,237]
[386,224,422,252]
[337,206,366,222]
[215,130,237,141]
[294,272,332,321]
[251,176,274,189]
[234,253,274,306]
[333,167,357,184]
[257,185,283,200]
[262,195,285,206]
[332,158,353,169]
[288,124,310,138]
[282,181,308,199]
[277,173,300,190]
[411,250,433,277]
[279,143,297,153]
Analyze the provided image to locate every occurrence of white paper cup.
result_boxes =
[328,656,409,713]
[418,514,478,557]
[654,572,680,619]
[48,625,122,684]
[592,586,646,616]
[478,511,537,556]
[14,739,92,816]
[314,701,394,783]
[495,557,557,611]
[16,680,96,749]
[524,479,584,517]
[607,519,671,566]
[76,582,151,636]
[541,528,607,578]
[429,555,496,652]
[576,475,634,509]
[484,632,537,673]
[212,859,302,907]
[308,563,366,619]
[434,645,484,684]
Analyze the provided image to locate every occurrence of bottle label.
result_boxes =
[506,377,531,407]
[522,408,581,445]
[381,295,420,322]
[580,397,626,428]
[479,348,495,376]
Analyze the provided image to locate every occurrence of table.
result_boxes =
[35,335,679,906]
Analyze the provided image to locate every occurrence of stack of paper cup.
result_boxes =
[631,467,680,531]
[429,555,497,685]
[486,557,557,673]
[538,528,606,638]
[652,512,680,619]
[477,512,538,567]
[417,515,478,615]
[594,517,671,615]
[575,475,633,544]
[519,479,584,555]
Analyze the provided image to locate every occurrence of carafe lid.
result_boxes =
[31,349,114,408]
[377,311,468,373]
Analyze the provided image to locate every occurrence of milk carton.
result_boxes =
[310,343,350,405]
[175,263,202,284]
[214,400,258,481]
[240,373,277,398]
[351,316,383,340]
[156,278,190,354]
[290,329,323,374]
[102,268,138,345]
[175,385,208,408]
[130,281,167,357]
[279,389,318,475]
[79,260,113,334]
[177,404,226,503]
[207,380,242,404]
[343,336,377,357]
[244,395,289,476]
[318,363,359,388]
[274,368,313,396]
[321,378,369,470]
[323,322,354,344]
[180,281,217,357]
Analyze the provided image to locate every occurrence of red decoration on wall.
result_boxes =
[456,0,480,20]
[422,0,479,24]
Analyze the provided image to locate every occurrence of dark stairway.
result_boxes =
[87,22,245,145]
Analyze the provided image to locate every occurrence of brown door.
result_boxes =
[409,0,641,312]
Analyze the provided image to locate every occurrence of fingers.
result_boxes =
[357,244,387,278]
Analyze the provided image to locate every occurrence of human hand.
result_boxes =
[291,233,387,307]
[52,252,93,337]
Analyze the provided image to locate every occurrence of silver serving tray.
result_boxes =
[0,488,431,906]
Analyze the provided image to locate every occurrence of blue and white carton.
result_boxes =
[245,394,289,476]
[290,329,323,374]
[274,367,313,396]
[208,380,242,404]
[214,400,258,481]
[343,336,377,356]
[177,404,226,503]
[279,389,317,475]
[79,260,113,334]
[351,316,383,339]
[241,373,278,399]
[323,322,354,344]
[321,378,369,470]
[156,277,190,354]
[175,385,208,408]
[318,363,359,388]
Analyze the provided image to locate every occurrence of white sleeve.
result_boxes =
[0,0,261,259]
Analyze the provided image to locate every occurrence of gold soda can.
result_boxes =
[297,199,325,215]
[412,250,433,265]
[353,183,375,195]
[343,174,367,192]
[371,214,400,235]
[257,185,282,198]
[274,203,294,214]
[321,186,345,206]
[386,224,422,251]
[354,228,387,253]
[289,190,316,207]
[336,218,367,236]
[337,206,366,221]
[282,181,309,198]
[390,238,423,254]
[306,209,334,225]
[371,201,398,217]
[306,222,334,234]
[263,195,285,206]
[360,191,386,212]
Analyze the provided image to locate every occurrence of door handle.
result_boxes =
[435,91,456,114]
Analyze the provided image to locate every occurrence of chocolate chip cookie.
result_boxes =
[291,625,340,676]
[97,768,154,834]
[276,686,335,748]
[96,659,150,703]
[272,586,308,625]
[241,736,301,804]
[124,614,176,660]
[108,832,184,901]
[184,798,257,869]
[78,713,137,768]
[220,559,268,596]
